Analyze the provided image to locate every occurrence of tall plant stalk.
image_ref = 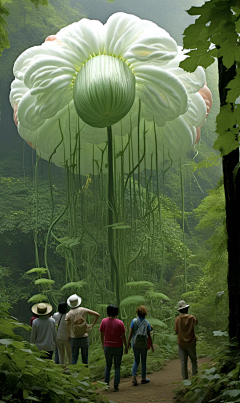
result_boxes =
[180,158,187,292]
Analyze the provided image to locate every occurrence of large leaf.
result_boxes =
[146,291,170,301]
[28,294,48,303]
[26,268,47,275]
[61,280,87,291]
[120,295,145,308]
[147,317,168,328]
[34,278,55,285]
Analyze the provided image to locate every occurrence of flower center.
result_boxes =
[73,55,135,128]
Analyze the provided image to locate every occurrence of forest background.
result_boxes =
[0,0,228,381]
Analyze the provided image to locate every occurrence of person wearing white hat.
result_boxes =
[30,302,57,359]
[175,300,198,379]
[65,294,100,365]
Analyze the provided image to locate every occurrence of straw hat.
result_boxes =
[67,294,82,308]
[177,300,189,311]
[31,302,53,316]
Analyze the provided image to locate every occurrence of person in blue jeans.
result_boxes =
[65,294,99,365]
[128,305,154,386]
[100,305,128,392]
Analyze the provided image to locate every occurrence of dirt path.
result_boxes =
[98,357,211,403]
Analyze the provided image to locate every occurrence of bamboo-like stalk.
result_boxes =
[107,126,121,312]
[180,158,187,292]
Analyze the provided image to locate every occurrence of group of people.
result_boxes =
[30,294,198,390]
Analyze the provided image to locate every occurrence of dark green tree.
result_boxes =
[180,0,240,343]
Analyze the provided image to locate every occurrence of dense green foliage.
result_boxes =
[180,0,240,156]
[0,303,108,403]
[175,335,240,403]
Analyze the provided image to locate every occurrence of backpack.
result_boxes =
[133,318,148,349]
[73,312,88,337]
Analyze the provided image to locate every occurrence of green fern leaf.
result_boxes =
[34,279,55,285]
[146,291,170,301]
[61,280,86,291]
[120,295,145,308]
[28,294,48,303]
[147,317,168,328]
[26,268,47,275]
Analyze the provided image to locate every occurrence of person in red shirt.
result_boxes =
[175,300,198,379]
[99,305,128,392]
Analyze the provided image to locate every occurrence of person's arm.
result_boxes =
[175,317,178,334]
[127,327,133,348]
[147,328,154,352]
[121,333,128,354]
[87,309,100,326]
[30,321,37,344]
[100,332,104,349]
[194,316,198,326]
[65,314,71,335]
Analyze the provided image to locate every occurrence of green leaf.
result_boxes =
[183,379,192,386]
[23,390,29,399]
[112,225,131,230]
[120,295,145,308]
[213,330,228,337]
[34,278,55,285]
[146,291,170,301]
[227,69,240,102]
[0,339,14,345]
[26,268,47,275]
[180,49,215,72]
[223,389,240,397]
[61,280,87,291]
[147,317,168,328]
[28,294,48,303]
[213,130,239,156]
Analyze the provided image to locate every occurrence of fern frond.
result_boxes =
[120,295,145,308]
[61,280,87,291]
[28,294,48,303]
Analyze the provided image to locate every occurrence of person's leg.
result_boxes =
[58,339,66,365]
[55,346,59,364]
[64,339,72,365]
[113,346,123,390]
[132,347,141,384]
[178,344,188,379]
[140,348,148,380]
[81,346,89,365]
[104,347,113,385]
[187,343,198,376]
[71,338,80,365]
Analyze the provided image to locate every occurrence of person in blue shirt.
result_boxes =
[127,305,154,386]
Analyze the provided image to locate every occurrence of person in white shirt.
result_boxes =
[53,302,71,365]
[30,302,57,359]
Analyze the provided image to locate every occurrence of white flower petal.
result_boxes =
[183,93,206,127]
[134,65,188,125]
[57,19,104,62]
[9,78,28,108]
[18,91,46,130]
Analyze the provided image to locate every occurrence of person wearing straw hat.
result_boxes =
[30,302,57,359]
[175,300,198,379]
[65,294,100,365]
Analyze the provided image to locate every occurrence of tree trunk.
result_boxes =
[218,58,240,342]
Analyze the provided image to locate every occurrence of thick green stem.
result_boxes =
[180,158,187,292]
[107,126,121,314]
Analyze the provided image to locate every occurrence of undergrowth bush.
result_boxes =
[174,332,240,403]
[0,303,108,403]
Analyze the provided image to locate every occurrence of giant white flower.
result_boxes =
[10,12,210,173]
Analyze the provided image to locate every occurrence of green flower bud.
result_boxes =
[73,55,135,128]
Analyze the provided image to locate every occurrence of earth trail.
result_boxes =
[98,357,211,403]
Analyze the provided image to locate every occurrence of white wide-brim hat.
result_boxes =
[31,302,53,316]
[67,294,82,308]
[177,300,189,311]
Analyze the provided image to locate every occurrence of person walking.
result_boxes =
[30,302,57,359]
[99,304,128,392]
[65,294,99,365]
[128,305,154,386]
[175,300,198,379]
[53,301,71,365]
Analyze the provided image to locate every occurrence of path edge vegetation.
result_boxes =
[174,1,240,402]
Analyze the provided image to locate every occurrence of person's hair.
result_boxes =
[107,304,119,317]
[58,302,68,314]
[136,305,148,318]
[179,307,189,314]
